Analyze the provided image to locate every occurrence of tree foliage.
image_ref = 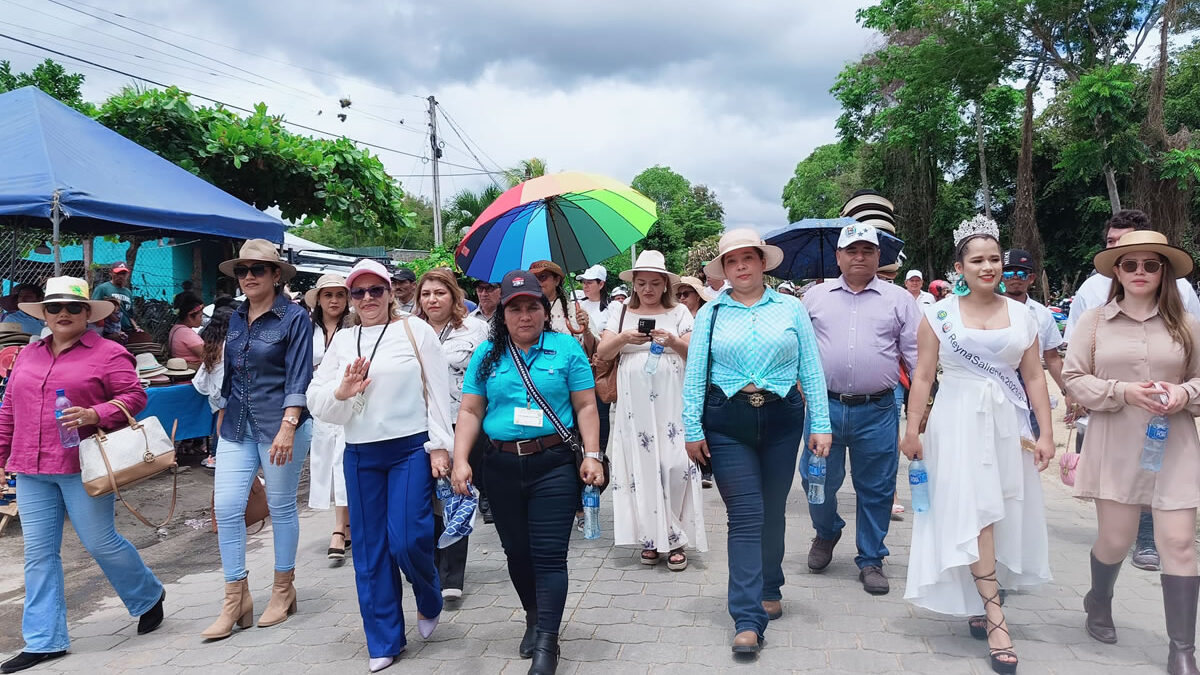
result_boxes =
[0,59,94,114]
[630,166,724,272]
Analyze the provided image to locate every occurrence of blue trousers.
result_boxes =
[802,396,899,569]
[344,433,442,658]
[703,386,806,637]
[17,473,163,652]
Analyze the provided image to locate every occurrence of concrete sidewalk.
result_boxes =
[0,457,1181,674]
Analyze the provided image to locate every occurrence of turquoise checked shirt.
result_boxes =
[682,287,831,441]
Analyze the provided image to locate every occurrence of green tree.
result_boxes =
[0,59,94,113]
[503,158,548,187]
[444,184,503,236]
[630,166,724,272]
[782,144,863,221]
[1056,64,1145,213]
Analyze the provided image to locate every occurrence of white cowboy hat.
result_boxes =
[219,239,297,282]
[134,352,167,378]
[18,277,115,321]
[1094,231,1194,278]
[703,228,785,280]
[619,250,680,286]
[304,273,348,308]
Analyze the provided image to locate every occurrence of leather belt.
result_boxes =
[828,389,894,406]
[491,432,563,456]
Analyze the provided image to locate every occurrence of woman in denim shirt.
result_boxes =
[203,239,314,640]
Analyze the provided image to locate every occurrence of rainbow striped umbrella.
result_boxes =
[454,172,657,282]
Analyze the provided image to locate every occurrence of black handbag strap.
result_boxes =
[506,336,582,453]
[703,304,722,394]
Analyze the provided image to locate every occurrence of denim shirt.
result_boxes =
[220,293,313,443]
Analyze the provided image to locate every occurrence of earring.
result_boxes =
[997,281,1007,294]
[953,276,971,296]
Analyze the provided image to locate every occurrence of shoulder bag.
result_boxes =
[590,304,627,404]
[79,400,178,528]
[1060,315,1096,486]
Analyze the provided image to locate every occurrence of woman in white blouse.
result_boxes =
[415,267,489,601]
[307,259,455,673]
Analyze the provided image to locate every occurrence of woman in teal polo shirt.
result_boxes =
[452,269,605,675]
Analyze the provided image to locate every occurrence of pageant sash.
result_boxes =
[926,298,1029,412]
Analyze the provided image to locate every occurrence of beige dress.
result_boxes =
[1063,300,1200,510]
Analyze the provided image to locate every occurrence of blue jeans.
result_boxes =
[703,386,806,637]
[802,396,899,569]
[17,473,163,652]
[214,420,312,582]
[345,434,441,658]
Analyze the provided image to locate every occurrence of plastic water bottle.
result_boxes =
[581,485,601,539]
[1142,393,1169,472]
[909,459,931,513]
[806,455,826,504]
[435,476,453,501]
[644,341,664,375]
[54,389,80,448]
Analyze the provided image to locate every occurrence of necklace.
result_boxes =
[352,320,391,413]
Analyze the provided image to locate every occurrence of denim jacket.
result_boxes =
[220,293,313,443]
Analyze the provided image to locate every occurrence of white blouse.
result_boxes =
[307,317,455,453]
[605,303,693,355]
[432,315,490,420]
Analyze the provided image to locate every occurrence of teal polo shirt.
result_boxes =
[462,331,595,442]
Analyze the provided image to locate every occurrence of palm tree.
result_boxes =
[444,184,503,238]
[503,157,548,187]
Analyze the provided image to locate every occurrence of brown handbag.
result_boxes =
[210,476,269,534]
[591,305,627,404]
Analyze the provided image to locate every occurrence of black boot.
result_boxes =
[519,611,538,659]
[527,631,559,675]
[1162,574,1200,675]
[137,590,166,635]
[1,651,66,674]
[1084,550,1121,644]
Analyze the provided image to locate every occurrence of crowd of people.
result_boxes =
[0,194,1199,675]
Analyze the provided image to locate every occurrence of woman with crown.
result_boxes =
[900,215,1056,674]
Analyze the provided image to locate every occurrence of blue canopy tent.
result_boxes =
[0,86,284,274]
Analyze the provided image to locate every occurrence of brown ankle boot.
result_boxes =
[258,569,297,627]
[201,577,253,640]
[1162,574,1200,675]
[1084,550,1121,644]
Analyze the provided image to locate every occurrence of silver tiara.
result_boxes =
[953,214,1000,247]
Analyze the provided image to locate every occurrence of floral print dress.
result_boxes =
[607,303,707,554]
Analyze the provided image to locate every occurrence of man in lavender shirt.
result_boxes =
[800,223,919,595]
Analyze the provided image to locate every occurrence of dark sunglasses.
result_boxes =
[1002,269,1030,280]
[44,302,86,315]
[1118,259,1162,274]
[676,290,695,298]
[533,272,556,282]
[233,263,272,279]
[349,285,388,300]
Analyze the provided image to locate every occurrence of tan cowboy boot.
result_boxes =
[200,577,253,640]
[257,569,297,627]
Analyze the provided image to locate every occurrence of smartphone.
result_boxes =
[637,318,656,334]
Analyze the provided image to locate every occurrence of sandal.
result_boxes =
[972,569,1018,674]
[328,531,347,560]
[667,548,687,571]
[640,549,660,565]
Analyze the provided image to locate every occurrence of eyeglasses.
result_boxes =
[1118,259,1162,274]
[349,285,388,300]
[1002,269,1030,280]
[44,302,86,315]
[232,263,271,279]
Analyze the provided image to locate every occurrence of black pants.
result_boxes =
[433,514,469,592]
[484,443,579,636]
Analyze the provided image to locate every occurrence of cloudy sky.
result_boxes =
[1,0,879,231]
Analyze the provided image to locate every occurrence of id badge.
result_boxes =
[352,392,367,414]
[513,407,544,427]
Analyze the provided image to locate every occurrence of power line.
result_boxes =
[439,104,508,176]
[438,106,503,189]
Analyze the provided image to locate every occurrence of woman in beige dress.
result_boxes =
[1064,230,1200,675]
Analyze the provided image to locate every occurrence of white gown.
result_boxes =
[308,325,347,509]
[904,297,1051,615]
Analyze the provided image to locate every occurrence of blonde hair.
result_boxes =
[627,271,677,310]
[1109,255,1194,363]
[349,272,398,326]
[415,267,467,329]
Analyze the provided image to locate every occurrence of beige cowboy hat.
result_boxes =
[1094,231,1194,278]
[163,357,196,377]
[219,239,297,283]
[704,228,785,280]
[620,250,681,286]
[134,352,167,378]
[18,277,115,321]
[675,276,716,302]
[304,274,348,308]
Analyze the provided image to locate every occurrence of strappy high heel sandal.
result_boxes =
[973,569,1018,674]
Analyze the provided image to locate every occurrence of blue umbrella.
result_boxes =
[763,218,905,280]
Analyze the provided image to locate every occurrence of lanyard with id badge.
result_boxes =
[352,321,390,413]
[512,344,547,428]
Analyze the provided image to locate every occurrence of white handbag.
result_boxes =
[78,399,178,527]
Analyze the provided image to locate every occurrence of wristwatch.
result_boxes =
[584,452,603,461]
[281,415,300,428]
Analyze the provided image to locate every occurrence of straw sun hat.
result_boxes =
[304,274,348,307]
[219,239,297,282]
[675,276,716,302]
[703,228,785,280]
[18,277,115,321]
[1093,231,1194,278]
[620,251,680,286]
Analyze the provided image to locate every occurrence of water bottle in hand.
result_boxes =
[435,476,454,501]
[581,485,601,539]
[644,340,664,375]
[909,459,931,513]
[806,454,826,504]
[55,389,80,448]
[1142,391,1169,472]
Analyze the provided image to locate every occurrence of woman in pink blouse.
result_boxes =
[169,293,205,368]
[0,277,165,674]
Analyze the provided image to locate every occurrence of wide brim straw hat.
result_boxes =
[528,260,565,279]
[18,276,115,321]
[675,276,716,302]
[704,228,785,280]
[163,357,196,376]
[619,250,681,286]
[219,239,297,282]
[1094,230,1194,278]
[304,273,348,307]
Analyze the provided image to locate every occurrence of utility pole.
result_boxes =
[428,95,444,247]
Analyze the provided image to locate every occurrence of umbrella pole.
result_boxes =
[51,191,62,276]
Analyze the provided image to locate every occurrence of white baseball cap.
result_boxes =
[837,223,880,249]
[905,270,923,280]
[576,264,607,282]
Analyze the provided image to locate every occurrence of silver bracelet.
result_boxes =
[584,452,602,460]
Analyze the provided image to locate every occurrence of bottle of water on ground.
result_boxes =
[644,341,664,375]
[806,455,826,504]
[909,459,930,513]
[1142,396,1169,472]
[54,389,79,448]
[581,485,601,539]
[435,477,453,501]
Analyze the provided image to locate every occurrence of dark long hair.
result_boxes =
[311,288,350,334]
[174,293,203,324]
[200,306,234,370]
[475,296,554,383]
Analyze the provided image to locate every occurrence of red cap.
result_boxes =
[111,262,130,273]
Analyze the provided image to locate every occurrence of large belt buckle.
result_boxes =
[747,392,766,408]
[515,438,538,456]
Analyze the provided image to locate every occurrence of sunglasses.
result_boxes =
[676,290,695,298]
[45,302,86,315]
[1002,269,1030,280]
[349,285,388,300]
[233,263,272,279]
[533,272,557,282]
[1118,259,1162,274]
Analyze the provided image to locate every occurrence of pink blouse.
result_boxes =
[169,324,204,366]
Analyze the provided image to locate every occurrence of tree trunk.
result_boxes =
[1012,63,1044,268]
[975,100,991,218]
[1104,167,1122,214]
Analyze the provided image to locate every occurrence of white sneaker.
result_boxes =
[442,588,462,600]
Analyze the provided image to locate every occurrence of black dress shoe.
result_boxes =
[519,612,538,659]
[137,590,166,635]
[527,631,559,674]
[1,651,67,673]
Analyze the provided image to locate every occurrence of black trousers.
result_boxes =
[433,514,469,591]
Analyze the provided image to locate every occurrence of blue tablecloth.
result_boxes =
[139,383,214,441]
